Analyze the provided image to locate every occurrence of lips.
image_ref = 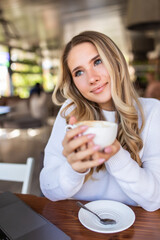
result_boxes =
[91,82,108,94]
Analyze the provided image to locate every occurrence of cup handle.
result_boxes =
[65,124,75,132]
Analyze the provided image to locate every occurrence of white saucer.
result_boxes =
[78,200,135,233]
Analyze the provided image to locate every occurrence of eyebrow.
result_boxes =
[71,54,100,74]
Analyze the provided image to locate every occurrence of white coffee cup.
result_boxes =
[65,120,118,150]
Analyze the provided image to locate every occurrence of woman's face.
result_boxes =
[67,42,113,111]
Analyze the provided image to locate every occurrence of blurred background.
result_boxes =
[0,0,160,195]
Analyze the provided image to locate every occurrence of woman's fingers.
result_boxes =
[63,125,88,145]
[70,140,120,173]
[63,128,121,173]
[63,134,96,159]
[92,139,121,160]
[62,125,88,155]
[68,144,100,164]
[86,141,94,160]
[70,156,106,173]
[63,132,95,157]
[104,139,120,156]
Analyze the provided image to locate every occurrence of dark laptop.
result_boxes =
[0,192,71,240]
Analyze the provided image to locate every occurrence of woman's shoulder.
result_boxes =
[60,99,75,116]
[61,98,72,108]
[139,97,160,117]
[139,97,160,109]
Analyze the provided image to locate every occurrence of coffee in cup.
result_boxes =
[66,120,118,150]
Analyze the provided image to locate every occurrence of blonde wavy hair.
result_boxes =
[53,31,145,177]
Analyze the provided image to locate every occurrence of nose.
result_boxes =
[87,69,100,84]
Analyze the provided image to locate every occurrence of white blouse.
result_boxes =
[40,98,160,211]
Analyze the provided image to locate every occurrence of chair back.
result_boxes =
[0,157,34,194]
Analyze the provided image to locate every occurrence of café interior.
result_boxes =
[0,0,160,196]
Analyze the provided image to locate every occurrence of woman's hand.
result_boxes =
[62,116,105,173]
[91,139,121,162]
[62,116,120,173]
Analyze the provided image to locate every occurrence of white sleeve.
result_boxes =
[39,105,89,201]
[106,103,160,211]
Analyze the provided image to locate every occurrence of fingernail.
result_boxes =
[104,147,112,153]
[93,145,100,151]
[87,134,95,139]
[99,158,105,163]
[80,125,88,130]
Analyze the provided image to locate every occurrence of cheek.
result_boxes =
[73,78,87,93]
[102,67,110,78]
[96,65,110,79]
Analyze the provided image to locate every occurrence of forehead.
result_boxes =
[67,42,98,68]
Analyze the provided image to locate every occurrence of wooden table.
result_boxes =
[18,194,160,240]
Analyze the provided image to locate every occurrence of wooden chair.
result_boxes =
[0,157,34,194]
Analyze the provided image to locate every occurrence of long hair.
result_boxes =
[53,31,145,177]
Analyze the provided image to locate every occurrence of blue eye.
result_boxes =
[94,58,102,66]
[75,70,83,77]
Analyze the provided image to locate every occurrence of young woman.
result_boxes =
[40,31,160,211]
